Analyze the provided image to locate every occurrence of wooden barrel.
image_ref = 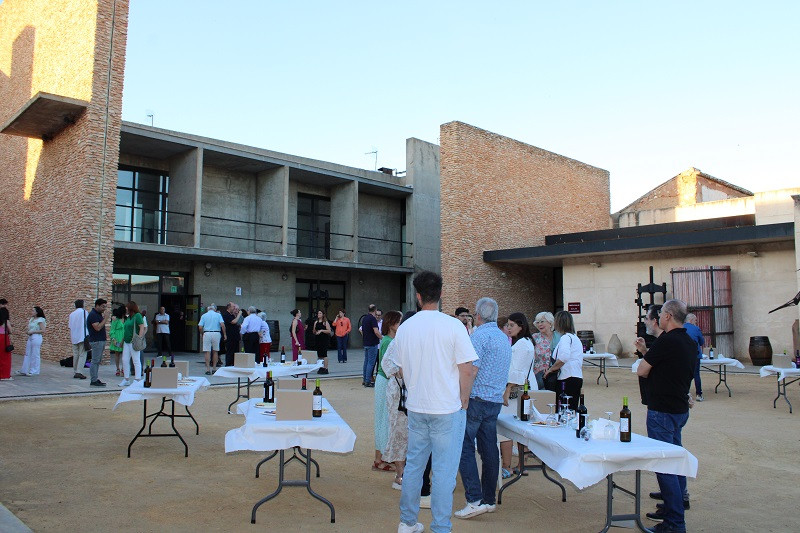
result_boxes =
[748,336,772,366]
[577,330,595,351]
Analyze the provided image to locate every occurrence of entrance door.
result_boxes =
[184,295,201,352]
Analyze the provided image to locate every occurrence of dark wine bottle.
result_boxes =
[620,396,631,442]
[280,345,286,364]
[169,354,175,368]
[264,371,274,403]
[557,382,566,412]
[576,393,588,438]
[143,360,152,387]
[519,382,530,421]
[301,377,307,390]
[312,378,322,417]
[161,355,167,367]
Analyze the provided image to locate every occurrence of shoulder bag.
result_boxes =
[395,376,408,414]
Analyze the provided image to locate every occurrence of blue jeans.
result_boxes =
[336,335,348,362]
[89,341,106,382]
[694,357,703,395]
[459,398,502,505]
[647,410,689,532]
[400,409,466,533]
[362,344,378,384]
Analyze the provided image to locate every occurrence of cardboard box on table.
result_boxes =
[772,353,793,369]
[151,367,178,389]
[277,377,304,390]
[276,389,313,421]
[173,360,189,377]
[300,349,318,363]
[234,352,256,368]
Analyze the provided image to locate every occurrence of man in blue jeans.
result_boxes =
[683,313,705,401]
[455,297,512,520]
[637,299,696,533]
[393,271,478,533]
[361,304,381,387]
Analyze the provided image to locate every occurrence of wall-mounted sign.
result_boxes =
[235,287,242,296]
[170,286,177,293]
[567,302,581,314]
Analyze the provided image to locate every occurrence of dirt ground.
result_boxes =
[1,369,797,532]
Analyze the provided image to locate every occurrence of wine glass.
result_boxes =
[545,403,558,426]
[604,411,615,439]
[561,395,572,424]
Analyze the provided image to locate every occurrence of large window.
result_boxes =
[296,193,330,259]
[115,167,169,243]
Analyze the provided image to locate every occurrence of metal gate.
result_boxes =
[671,266,733,357]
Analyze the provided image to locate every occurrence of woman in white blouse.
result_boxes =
[499,312,536,477]
[18,306,46,376]
[542,310,583,410]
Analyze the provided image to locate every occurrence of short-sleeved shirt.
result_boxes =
[362,313,380,347]
[393,310,479,414]
[554,333,584,380]
[87,309,106,342]
[198,310,223,332]
[155,313,170,335]
[643,327,696,414]
[377,335,393,379]
[221,310,240,340]
[683,323,704,358]
[123,313,143,343]
[508,337,535,386]
[470,322,512,403]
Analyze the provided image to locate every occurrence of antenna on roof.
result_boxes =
[365,149,377,171]
[145,109,154,126]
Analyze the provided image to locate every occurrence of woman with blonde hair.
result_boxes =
[531,311,557,389]
[542,310,583,410]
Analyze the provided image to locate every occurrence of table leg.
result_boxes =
[127,397,190,458]
[598,471,651,533]
[773,376,797,414]
[296,447,321,478]
[127,399,150,458]
[498,442,566,504]
[255,451,279,478]
[170,399,189,457]
[303,450,336,523]
[713,365,732,397]
[598,358,608,387]
[228,377,257,414]
[252,449,286,523]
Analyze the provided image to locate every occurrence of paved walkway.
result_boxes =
[0,348,365,401]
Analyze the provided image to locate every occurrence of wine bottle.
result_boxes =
[302,377,307,390]
[709,346,715,360]
[576,393,587,438]
[264,371,274,403]
[519,382,530,421]
[280,345,286,364]
[620,396,631,442]
[589,341,594,354]
[143,360,151,388]
[169,354,175,368]
[161,355,167,367]
[557,382,567,412]
[312,378,322,417]
[795,350,800,369]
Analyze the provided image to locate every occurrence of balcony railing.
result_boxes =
[115,205,413,266]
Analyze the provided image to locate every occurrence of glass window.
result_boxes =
[296,193,330,259]
[130,274,160,292]
[115,166,169,244]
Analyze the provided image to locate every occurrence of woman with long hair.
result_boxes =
[313,309,331,374]
[120,301,145,387]
[18,306,46,376]
[499,312,535,477]
[373,310,403,480]
[543,310,583,410]
[109,305,126,376]
[289,309,305,361]
[0,298,12,380]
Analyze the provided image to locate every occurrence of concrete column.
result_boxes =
[256,165,289,255]
[168,147,200,247]
[331,181,357,261]
[193,147,204,248]
[282,168,290,256]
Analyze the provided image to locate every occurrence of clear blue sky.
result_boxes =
[122,1,799,211]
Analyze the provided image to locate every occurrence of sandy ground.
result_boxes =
[1,369,798,532]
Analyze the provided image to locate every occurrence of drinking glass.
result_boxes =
[604,411,615,439]
[545,403,558,426]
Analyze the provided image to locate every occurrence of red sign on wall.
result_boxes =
[567,302,581,314]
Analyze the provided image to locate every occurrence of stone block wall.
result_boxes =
[438,121,610,320]
[0,0,129,362]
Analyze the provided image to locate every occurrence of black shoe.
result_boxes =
[365,381,374,387]
[90,380,107,387]
[74,373,87,379]
[317,368,329,374]
[657,500,690,510]
[649,491,663,500]
[650,523,686,533]
[646,509,666,521]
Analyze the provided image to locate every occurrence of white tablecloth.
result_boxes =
[496,413,697,490]
[582,352,619,367]
[113,377,210,409]
[214,361,323,380]
[631,356,743,373]
[760,365,800,382]
[225,397,357,454]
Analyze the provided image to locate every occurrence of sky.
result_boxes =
[122,1,799,211]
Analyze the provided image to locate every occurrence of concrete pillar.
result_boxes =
[168,147,200,247]
[331,181,357,261]
[193,147,204,248]
[256,166,289,255]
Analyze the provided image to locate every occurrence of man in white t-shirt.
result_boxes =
[393,271,478,533]
[67,299,88,379]
[154,306,172,358]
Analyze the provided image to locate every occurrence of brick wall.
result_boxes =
[0,0,129,362]
[439,121,610,320]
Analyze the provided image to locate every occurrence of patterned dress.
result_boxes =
[380,340,408,463]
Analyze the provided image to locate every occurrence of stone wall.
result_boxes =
[0,0,129,362]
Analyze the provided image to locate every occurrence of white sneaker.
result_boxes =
[485,503,496,513]
[392,479,402,490]
[454,501,488,519]
[419,495,431,509]
[119,379,131,387]
[398,522,424,533]
[696,394,704,402]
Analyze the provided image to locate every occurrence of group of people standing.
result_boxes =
[197,302,273,374]
[0,297,47,381]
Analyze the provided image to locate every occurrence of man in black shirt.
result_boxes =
[221,302,242,366]
[86,299,109,387]
[636,299,695,533]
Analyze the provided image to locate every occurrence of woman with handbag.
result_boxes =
[378,311,407,488]
[119,301,145,387]
[372,310,402,479]
[0,298,12,380]
[109,305,126,376]
[500,312,536,478]
[18,306,46,376]
[542,310,583,410]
